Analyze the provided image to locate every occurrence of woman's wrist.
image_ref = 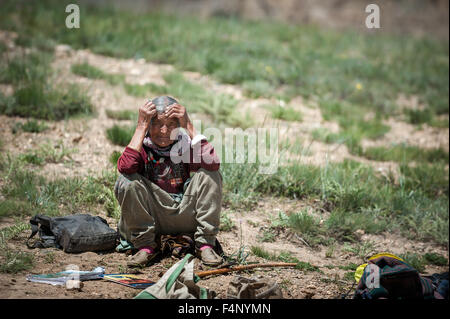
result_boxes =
[186,121,196,139]
[127,125,147,152]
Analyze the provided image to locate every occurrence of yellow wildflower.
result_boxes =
[265,65,273,74]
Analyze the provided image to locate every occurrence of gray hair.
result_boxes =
[151,96,178,114]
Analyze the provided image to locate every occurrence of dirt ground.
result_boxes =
[0,32,448,299]
[0,203,448,299]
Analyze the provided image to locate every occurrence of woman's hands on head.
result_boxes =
[128,99,196,152]
[127,100,157,152]
[137,100,157,130]
[164,103,190,129]
[164,103,196,139]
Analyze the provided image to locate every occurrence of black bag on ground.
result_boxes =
[353,255,439,299]
[26,214,119,253]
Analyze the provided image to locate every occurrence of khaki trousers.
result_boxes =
[114,169,222,250]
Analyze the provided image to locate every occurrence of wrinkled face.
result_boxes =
[149,113,179,148]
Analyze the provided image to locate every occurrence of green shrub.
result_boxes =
[105,109,136,121]
[15,119,49,133]
[106,125,135,146]
[362,144,449,164]
[0,51,93,121]
[0,250,34,274]
[109,150,122,166]
[71,62,125,86]
[423,252,448,266]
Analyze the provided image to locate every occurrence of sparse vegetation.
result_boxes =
[219,212,236,232]
[222,158,448,245]
[400,252,449,273]
[0,153,118,219]
[0,0,448,298]
[0,250,34,274]
[105,109,136,121]
[266,104,302,122]
[362,144,449,164]
[342,241,376,260]
[12,119,49,133]
[0,51,93,120]
[106,124,136,147]
[18,140,76,166]
[71,62,125,86]
[257,228,276,243]
[109,150,122,166]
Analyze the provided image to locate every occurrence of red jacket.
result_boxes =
[117,139,220,194]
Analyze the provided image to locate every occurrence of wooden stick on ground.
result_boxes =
[195,262,298,278]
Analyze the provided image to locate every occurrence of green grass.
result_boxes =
[361,144,449,164]
[0,41,7,54]
[343,271,355,282]
[0,153,120,220]
[2,0,446,127]
[12,119,49,133]
[0,0,448,253]
[0,250,34,274]
[124,82,167,97]
[109,150,122,166]
[399,252,448,273]
[270,211,327,246]
[0,222,29,245]
[219,212,236,232]
[277,211,319,235]
[222,158,448,245]
[325,209,388,242]
[125,71,251,127]
[257,228,276,243]
[250,246,280,261]
[0,222,34,274]
[314,99,392,155]
[400,163,449,198]
[242,80,273,99]
[68,63,255,128]
[266,105,302,122]
[71,62,125,86]
[106,124,135,147]
[342,241,376,260]
[105,109,136,121]
[18,141,76,166]
[405,109,433,125]
[423,252,448,266]
[400,252,428,273]
[0,50,94,121]
[338,263,359,271]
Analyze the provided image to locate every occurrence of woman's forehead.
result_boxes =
[153,114,177,124]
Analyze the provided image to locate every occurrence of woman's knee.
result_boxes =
[194,168,223,187]
[114,174,144,201]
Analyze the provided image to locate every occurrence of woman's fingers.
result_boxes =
[167,110,183,118]
[165,104,184,118]
[144,102,156,114]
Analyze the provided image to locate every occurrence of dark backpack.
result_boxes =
[27,214,119,253]
[353,255,437,299]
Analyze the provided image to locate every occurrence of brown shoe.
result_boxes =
[127,250,159,268]
[197,247,223,267]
